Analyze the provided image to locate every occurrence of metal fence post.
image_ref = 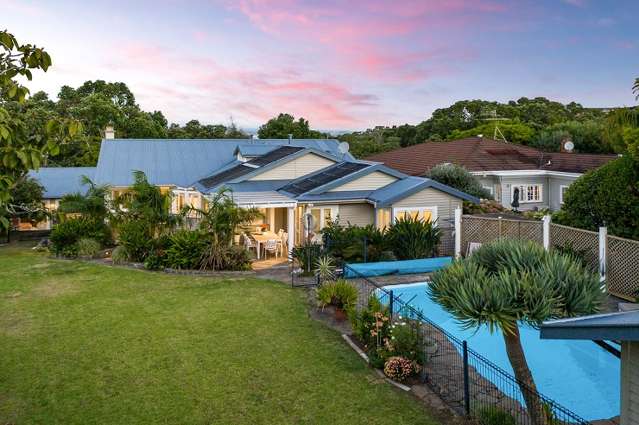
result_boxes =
[599,226,607,290]
[454,208,462,259]
[542,215,551,251]
[462,340,470,416]
[363,236,368,263]
[498,217,502,238]
[388,290,394,318]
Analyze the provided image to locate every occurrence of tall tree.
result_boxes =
[257,113,325,139]
[0,30,78,230]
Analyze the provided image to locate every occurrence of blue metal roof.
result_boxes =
[28,167,96,199]
[296,190,374,202]
[93,138,351,188]
[541,310,639,341]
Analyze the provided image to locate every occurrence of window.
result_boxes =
[482,185,494,196]
[560,185,569,204]
[308,206,338,232]
[511,184,543,203]
[376,208,391,230]
[392,206,437,224]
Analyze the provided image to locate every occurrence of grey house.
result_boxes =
[367,137,617,211]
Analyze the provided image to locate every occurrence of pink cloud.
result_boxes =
[230,0,507,82]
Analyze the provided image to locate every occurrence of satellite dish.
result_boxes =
[564,140,575,152]
[338,142,350,155]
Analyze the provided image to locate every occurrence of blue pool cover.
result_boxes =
[343,257,452,278]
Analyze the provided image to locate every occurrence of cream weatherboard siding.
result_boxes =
[621,341,639,425]
[337,203,375,226]
[248,153,335,180]
[391,187,462,228]
[328,171,398,192]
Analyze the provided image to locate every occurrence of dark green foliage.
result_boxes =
[7,175,47,224]
[386,216,441,260]
[448,121,535,145]
[165,230,207,270]
[50,218,111,256]
[426,163,492,199]
[350,296,390,348]
[292,242,323,275]
[58,175,110,222]
[76,238,101,258]
[322,221,389,263]
[117,220,153,262]
[554,156,639,240]
[217,245,252,271]
[142,235,172,270]
[257,113,325,139]
[316,279,358,311]
[476,405,517,425]
[531,120,608,153]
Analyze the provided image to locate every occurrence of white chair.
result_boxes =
[279,232,288,256]
[263,239,279,259]
[244,234,257,257]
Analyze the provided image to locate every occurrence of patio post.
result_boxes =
[454,207,462,259]
[287,207,295,260]
[542,215,551,251]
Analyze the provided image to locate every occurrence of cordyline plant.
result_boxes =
[188,187,261,270]
[429,239,603,425]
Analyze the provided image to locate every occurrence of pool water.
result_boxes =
[384,282,620,421]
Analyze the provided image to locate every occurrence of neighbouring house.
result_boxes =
[366,137,618,211]
[28,135,478,253]
[541,311,637,425]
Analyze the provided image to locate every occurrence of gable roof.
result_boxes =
[194,146,340,192]
[366,137,618,176]
[279,162,370,196]
[28,167,96,198]
[93,138,352,187]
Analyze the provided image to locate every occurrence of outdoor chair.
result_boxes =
[243,234,258,256]
[263,239,279,259]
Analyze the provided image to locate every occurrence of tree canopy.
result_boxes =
[257,113,326,139]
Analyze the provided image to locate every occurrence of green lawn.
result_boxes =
[0,246,437,425]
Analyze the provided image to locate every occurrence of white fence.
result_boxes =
[454,210,639,301]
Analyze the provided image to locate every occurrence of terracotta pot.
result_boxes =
[334,307,347,321]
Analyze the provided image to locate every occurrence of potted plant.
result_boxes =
[317,279,358,321]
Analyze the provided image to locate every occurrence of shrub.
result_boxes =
[387,320,423,364]
[554,156,639,240]
[50,218,111,256]
[426,163,492,199]
[475,405,517,425]
[316,279,358,311]
[77,238,100,258]
[350,296,390,349]
[386,216,441,260]
[165,230,207,270]
[383,356,417,382]
[117,220,154,262]
[111,246,129,264]
[292,242,322,275]
[143,235,172,270]
[322,221,388,263]
[219,245,252,271]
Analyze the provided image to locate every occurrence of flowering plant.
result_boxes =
[383,356,419,382]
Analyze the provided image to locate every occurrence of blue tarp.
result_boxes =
[343,257,453,278]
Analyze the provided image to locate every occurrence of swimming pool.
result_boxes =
[383,282,620,421]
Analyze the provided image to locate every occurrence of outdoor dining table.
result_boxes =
[251,231,280,259]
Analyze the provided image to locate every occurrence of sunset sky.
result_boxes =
[4,0,639,130]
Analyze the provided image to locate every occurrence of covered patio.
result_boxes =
[230,190,297,260]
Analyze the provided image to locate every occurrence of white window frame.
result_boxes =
[511,184,543,204]
[392,206,438,225]
[308,205,339,231]
[559,185,569,204]
[482,185,494,196]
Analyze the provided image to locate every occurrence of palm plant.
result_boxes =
[58,175,110,222]
[429,239,603,425]
[633,77,639,100]
[187,187,261,270]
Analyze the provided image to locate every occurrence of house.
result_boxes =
[366,137,618,211]
[28,135,478,253]
[541,311,636,424]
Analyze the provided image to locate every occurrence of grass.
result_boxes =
[0,246,437,425]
